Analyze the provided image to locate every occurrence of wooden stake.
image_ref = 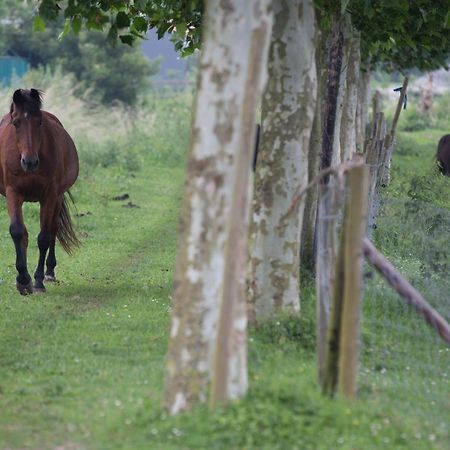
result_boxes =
[338,164,369,399]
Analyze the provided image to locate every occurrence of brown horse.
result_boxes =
[0,88,79,294]
[436,134,450,176]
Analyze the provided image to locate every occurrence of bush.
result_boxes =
[398,106,433,132]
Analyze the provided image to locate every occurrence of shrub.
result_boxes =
[398,106,433,132]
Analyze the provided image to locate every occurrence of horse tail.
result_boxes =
[57,191,80,254]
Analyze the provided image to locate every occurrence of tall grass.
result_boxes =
[0,67,194,170]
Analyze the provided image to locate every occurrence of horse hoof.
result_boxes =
[44,275,57,282]
[16,281,33,295]
[32,286,46,294]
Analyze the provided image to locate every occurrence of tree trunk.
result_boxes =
[249,0,317,321]
[356,67,371,153]
[332,14,352,166]
[164,0,272,414]
[340,28,360,162]
[419,73,433,113]
[320,13,344,178]
[300,23,327,273]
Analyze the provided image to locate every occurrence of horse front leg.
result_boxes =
[34,195,58,292]
[6,188,32,295]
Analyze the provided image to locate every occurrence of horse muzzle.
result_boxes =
[21,156,40,172]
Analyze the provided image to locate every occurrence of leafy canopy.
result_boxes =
[35,0,450,71]
[37,0,203,56]
[348,0,450,71]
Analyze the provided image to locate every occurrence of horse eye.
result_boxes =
[13,119,20,128]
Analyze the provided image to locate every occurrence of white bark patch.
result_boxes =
[170,392,187,415]
[170,317,180,339]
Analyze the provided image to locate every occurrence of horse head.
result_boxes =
[10,88,43,173]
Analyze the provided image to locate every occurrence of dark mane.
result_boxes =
[11,88,43,115]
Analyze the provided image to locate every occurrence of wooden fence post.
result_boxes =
[316,178,345,388]
[338,164,369,398]
[321,163,369,397]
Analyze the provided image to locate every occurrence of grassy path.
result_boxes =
[0,158,184,449]
[0,141,448,449]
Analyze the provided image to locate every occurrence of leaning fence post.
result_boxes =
[338,164,369,399]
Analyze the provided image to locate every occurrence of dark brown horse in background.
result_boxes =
[0,89,79,294]
[436,134,450,176]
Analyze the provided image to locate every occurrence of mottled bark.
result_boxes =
[164,0,272,414]
[249,0,317,320]
[340,29,360,162]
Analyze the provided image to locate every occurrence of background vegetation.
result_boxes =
[0,0,158,105]
[0,67,448,449]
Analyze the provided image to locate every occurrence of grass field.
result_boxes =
[0,81,448,449]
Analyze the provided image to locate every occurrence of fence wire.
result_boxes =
[316,176,449,433]
[359,195,450,424]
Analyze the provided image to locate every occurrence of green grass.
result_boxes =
[0,90,449,449]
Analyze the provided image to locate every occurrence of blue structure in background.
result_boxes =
[0,56,28,86]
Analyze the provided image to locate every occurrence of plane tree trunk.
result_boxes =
[164,0,273,414]
[249,0,317,321]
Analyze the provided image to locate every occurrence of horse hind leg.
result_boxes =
[34,197,59,293]
[44,238,57,282]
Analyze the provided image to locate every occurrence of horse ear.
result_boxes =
[12,89,24,105]
[29,88,43,108]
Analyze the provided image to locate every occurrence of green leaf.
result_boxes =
[58,19,71,40]
[107,25,118,44]
[176,23,187,36]
[132,16,148,33]
[72,16,82,34]
[119,34,134,46]
[33,15,46,32]
[116,11,130,28]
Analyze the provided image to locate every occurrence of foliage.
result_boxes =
[398,103,434,132]
[348,0,450,72]
[0,1,158,105]
[315,0,450,72]
[395,91,450,133]
[36,0,203,56]
[374,121,450,279]
[32,0,450,80]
